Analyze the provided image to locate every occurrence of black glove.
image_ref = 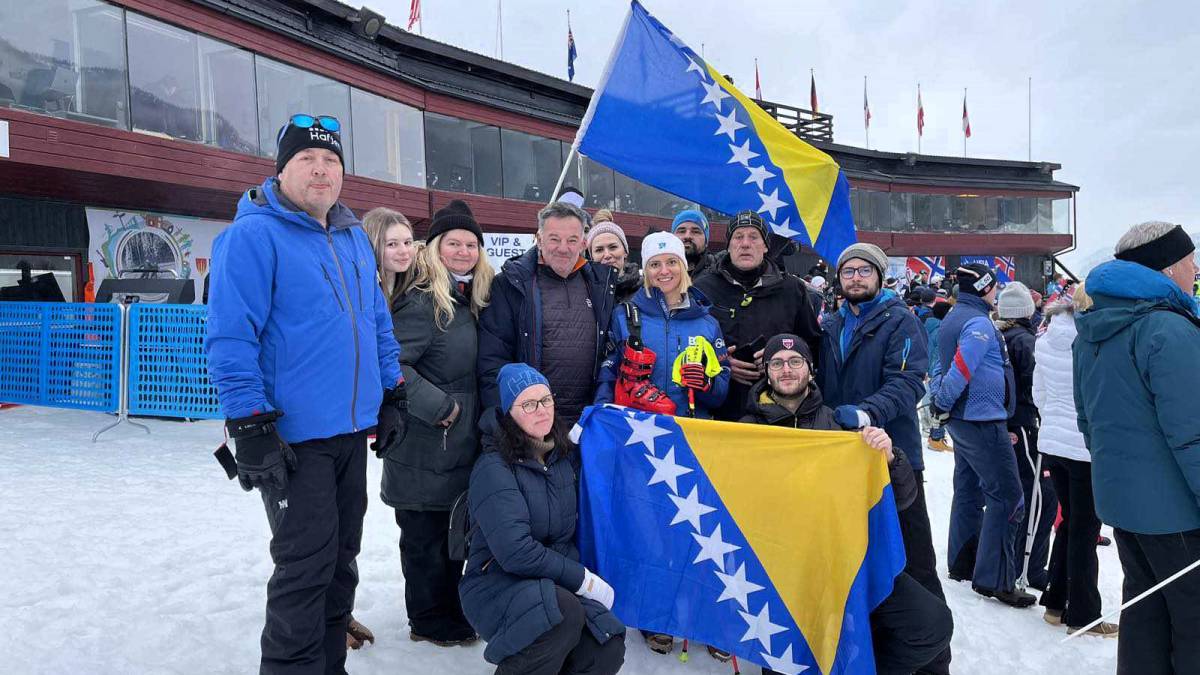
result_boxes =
[372,384,408,457]
[226,411,296,492]
[929,402,950,425]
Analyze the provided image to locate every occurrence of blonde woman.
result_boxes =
[381,199,494,646]
[362,207,417,304]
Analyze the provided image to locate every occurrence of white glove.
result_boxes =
[575,568,616,610]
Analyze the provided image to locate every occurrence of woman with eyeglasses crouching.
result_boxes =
[459,363,626,675]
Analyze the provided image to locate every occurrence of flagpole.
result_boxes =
[917,83,922,155]
[963,87,968,157]
[496,0,504,59]
[1028,76,1032,161]
[864,75,869,149]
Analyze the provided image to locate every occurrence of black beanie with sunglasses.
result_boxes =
[276,120,345,174]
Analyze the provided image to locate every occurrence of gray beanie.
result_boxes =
[836,243,888,278]
[997,281,1036,319]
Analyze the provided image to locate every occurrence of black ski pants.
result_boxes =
[394,508,474,641]
[1039,455,1102,627]
[898,471,952,675]
[1114,528,1200,675]
[259,431,368,675]
[495,586,626,675]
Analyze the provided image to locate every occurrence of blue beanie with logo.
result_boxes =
[499,363,551,412]
[672,209,710,242]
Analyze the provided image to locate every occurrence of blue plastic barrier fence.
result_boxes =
[0,302,120,412]
[127,304,221,419]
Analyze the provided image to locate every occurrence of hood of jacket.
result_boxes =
[713,252,786,295]
[743,377,826,425]
[1077,259,1200,344]
[628,284,715,322]
[1041,310,1077,351]
[235,177,360,233]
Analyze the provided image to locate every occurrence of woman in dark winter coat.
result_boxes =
[460,363,626,675]
[587,210,641,303]
[381,199,495,646]
[995,281,1056,592]
[740,333,953,675]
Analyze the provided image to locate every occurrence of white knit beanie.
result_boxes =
[997,281,1036,319]
[640,231,687,269]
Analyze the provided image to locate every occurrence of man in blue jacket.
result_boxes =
[818,243,950,674]
[1074,222,1200,664]
[206,115,404,673]
[930,263,1032,608]
[477,201,617,425]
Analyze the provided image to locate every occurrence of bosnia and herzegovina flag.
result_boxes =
[574,1,857,263]
[574,406,906,675]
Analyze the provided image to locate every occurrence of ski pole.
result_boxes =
[1062,554,1200,642]
[1017,427,1042,590]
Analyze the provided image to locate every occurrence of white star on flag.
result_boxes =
[645,446,692,494]
[738,602,788,650]
[700,78,731,110]
[744,164,775,191]
[757,188,788,220]
[685,56,707,78]
[714,562,765,610]
[761,645,809,675]
[727,139,759,167]
[668,485,717,532]
[770,218,803,239]
[624,415,669,452]
[713,109,745,141]
[692,523,740,566]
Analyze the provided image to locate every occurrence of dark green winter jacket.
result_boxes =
[1073,260,1200,534]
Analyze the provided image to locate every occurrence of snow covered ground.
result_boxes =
[0,406,1119,674]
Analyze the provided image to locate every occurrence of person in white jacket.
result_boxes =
[1033,285,1117,636]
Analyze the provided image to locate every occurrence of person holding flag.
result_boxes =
[741,333,953,674]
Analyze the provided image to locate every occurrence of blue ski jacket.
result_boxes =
[931,293,1015,422]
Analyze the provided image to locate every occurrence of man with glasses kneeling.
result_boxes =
[741,334,953,675]
[207,114,407,673]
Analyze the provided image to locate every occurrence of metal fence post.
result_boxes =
[93,302,150,442]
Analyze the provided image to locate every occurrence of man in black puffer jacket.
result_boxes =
[693,211,821,421]
[741,333,953,675]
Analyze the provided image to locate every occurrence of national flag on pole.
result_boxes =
[575,1,857,262]
[754,59,762,99]
[407,0,420,31]
[810,70,819,113]
[575,406,906,675]
[917,85,925,137]
[567,17,578,82]
[863,77,871,129]
[962,93,972,138]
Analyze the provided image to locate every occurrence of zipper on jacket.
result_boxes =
[352,260,364,312]
[326,229,361,432]
[322,267,345,312]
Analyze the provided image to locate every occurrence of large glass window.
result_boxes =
[561,149,616,209]
[501,129,562,202]
[127,14,201,142]
[0,0,129,128]
[424,112,502,196]
[199,36,257,154]
[255,56,353,171]
[350,89,424,187]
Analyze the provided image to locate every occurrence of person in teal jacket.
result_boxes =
[1073,222,1200,668]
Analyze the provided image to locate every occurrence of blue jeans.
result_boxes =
[946,419,1024,592]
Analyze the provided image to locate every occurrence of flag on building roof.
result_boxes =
[864,76,871,129]
[407,0,420,31]
[567,14,578,82]
[574,405,907,675]
[917,84,925,137]
[574,1,857,262]
[755,59,762,99]
[962,93,972,138]
[810,70,819,114]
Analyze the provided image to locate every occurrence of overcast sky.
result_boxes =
[372,0,1200,266]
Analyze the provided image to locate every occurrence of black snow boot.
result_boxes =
[972,584,1036,608]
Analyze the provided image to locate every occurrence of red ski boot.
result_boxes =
[615,344,677,415]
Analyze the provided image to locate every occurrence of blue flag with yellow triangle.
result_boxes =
[575,405,906,675]
[575,1,857,263]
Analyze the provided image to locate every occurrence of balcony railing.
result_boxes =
[753,99,833,143]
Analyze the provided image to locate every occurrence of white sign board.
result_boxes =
[484,232,536,272]
[0,120,9,158]
[86,207,230,303]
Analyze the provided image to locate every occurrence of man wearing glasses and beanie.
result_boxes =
[818,243,951,674]
[207,114,407,673]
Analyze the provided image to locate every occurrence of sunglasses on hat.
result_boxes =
[277,114,341,142]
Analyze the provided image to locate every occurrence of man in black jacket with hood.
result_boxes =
[693,211,821,421]
[741,333,953,675]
